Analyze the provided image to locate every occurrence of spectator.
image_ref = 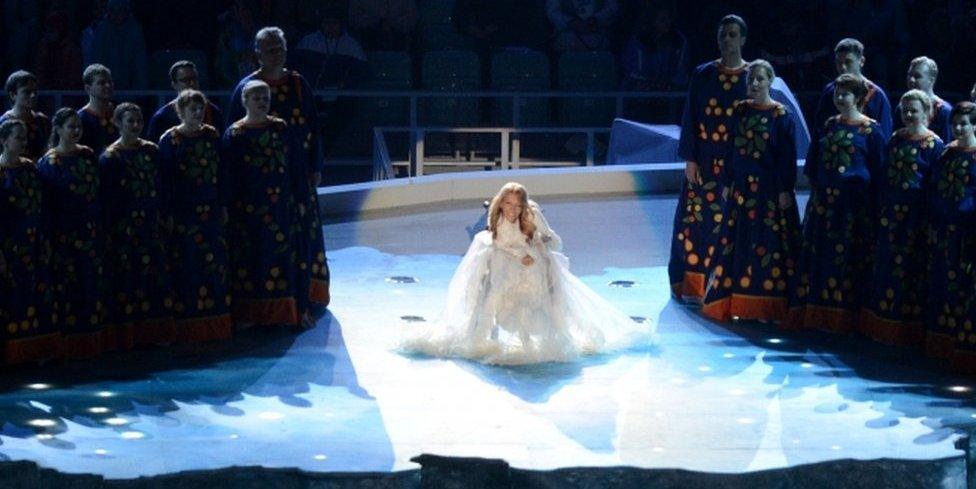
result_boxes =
[215,0,258,89]
[547,0,619,51]
[3,1,40,75]
[348,0,417,50]
[756,4,829,90]
[620,6,689,90]
[90,0,149,90]
[81,0,107,67]
[454,0,547,53]
[34,10,83,90]
[295,7,369,89]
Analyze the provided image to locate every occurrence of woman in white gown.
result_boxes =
[401,182,655,365]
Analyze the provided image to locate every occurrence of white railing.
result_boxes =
[372,126,613,179]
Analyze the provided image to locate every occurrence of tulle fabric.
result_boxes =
[400,205,655,364]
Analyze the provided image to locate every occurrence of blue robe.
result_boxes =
[157,125,233,343]
[0,158,59,364]
[99,140,175,347]
[861,129,943,346]
[222,117,303,326]
[37,146,107,359]
[146,100,223,145]
[813,79,893,142]
[925,142,976,365]
[789,115,886,332]
[669,60,747,300]
[0,110,50,161]
[228,69,329,311]
[702,100,800,322]
[77,106,117,157]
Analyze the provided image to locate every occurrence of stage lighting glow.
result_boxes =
[258,411,284,420]
[735,417,754,425]
[95,449,108,455]
[801,363,814,368]
[652,447,664,453]
[386,276,418,284]
[697,365,712,372]
[36,434,54,440]
[88,407,110,414]
[831,445,842,451]
[121,431,145,440]
[727,389,745,396]
[314,454,327,460]
[96,391,114,398]
[26,383,51,390]
[27,419,57,428]
[722,353,734,358]
[104,418,129,426]
[229,434,240,439]
[767,338,783,344]
[949,386,971,393]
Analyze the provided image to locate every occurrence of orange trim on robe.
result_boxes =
[309,279,330,307]
[702,294,788,323]
[232,297,299,326]
[100,324,120,353]
[63,331,105,360]
[4,332,62,365]
[174,314,233,344]
[925,331,955,360]
[786,305,858,334]
[857,310,924,347]
[950,350,976,374]
[671,272,706,301]
[115,318,177,350]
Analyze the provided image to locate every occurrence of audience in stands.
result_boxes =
[3,1,41,77]
[547,0,619,51]
[296,7,369,89]
[214,0,259,89]
[348,0,418,51]
[89,0,148,90]
[620,6,689,90]
[34,10,83,90]
[454,0,548,53]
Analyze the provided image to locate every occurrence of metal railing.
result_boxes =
[372,125,613,179]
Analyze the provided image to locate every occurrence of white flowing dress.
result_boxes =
[401,205,655,364]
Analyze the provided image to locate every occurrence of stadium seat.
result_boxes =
[149,49,209,90]
[421,50,481,126]
[420,24,470,51]
[557,50,617,127]
[330,51,414,158]
[490,49,551,127]
[418,0,455,27]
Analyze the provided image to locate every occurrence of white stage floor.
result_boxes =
[0,194,972,479]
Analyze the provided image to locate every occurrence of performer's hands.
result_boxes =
[778,191,794,210]
[521,255,535,267]
[685,161,702,186]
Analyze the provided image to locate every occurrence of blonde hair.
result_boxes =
[747,59,775,81]
[242,79,270,101]
[900,89,932,119]
[909,56,938,80]
[487,182,536,242]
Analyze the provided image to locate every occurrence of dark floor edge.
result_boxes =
[0,454,966,488]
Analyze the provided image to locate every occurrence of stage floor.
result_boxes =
[0,193,973,479]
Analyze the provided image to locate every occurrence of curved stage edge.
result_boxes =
[0,164,973,489]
